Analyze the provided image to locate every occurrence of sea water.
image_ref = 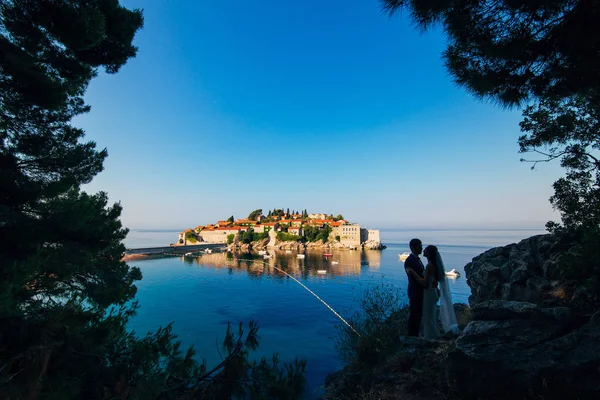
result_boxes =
[124,228,544,398]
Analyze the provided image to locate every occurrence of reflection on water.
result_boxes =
[181,249,382,278]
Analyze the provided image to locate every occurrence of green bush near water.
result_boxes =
[240,229,269,244]
[185,231,198,243]
[227,233,235,244]
[303,225,332,243]
[277,232,302,242]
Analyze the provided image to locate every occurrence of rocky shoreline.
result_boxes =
[229,237,386,252]
[323,233,600,400]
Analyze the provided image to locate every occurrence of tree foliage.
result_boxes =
[185,230,198,243]
[247,209,263,221]
[240,229,268,244]
[0,1,305,398]
[382,0,599,232]
[227,233,235,244]
[271,209,285,217]
[381,0,600,107]
[276,232,302,242]
[303,225,332,243]
[382,0,599,310]
[519,94,600,231]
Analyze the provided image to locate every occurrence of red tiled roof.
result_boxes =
[262,222,278,226]
[215,227,242,231]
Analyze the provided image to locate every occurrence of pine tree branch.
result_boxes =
[0,367,24,388]
[520,149,568,169]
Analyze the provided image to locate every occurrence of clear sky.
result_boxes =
[77,0,563,230]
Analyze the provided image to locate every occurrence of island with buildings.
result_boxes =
[175,209,384,251]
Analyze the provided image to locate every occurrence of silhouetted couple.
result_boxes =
[404,238,459,339]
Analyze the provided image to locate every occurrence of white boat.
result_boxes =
[184,252,193,256]
[297,254,305,259]
[445,269,460,278]
[331,261,339,265]
[317,270,327,274]
[205,248,213,254]
[398,252,410,262]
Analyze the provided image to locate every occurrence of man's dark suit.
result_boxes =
[405,253,424,336]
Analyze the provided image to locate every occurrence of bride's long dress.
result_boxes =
[422,275,440,340]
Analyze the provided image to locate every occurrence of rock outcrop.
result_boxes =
[449,300,600,399]
[267,240,305,251]
[324,232,600,400]
[250,237,270,250]
[363,240,386,250]
[323,337,455,400]
[453,235,600,399]
[464,234,577,307]
[305,239,347,250]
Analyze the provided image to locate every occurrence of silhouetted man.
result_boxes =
[405,238,424,336]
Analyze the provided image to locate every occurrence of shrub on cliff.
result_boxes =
[334,284,407,367]
[185,230,198,243]
[277,232,302,242]
[241,229,269,244]
[552,227,600,313]
[304,225,333,243]
[329,284,463,399]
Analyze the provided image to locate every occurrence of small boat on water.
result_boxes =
[445,269,460,278]
[297,254,305,259]
[398,252,410,262]
[205,248,213,254]
[184,252,193,256]
[317,270,327,274]
[331,261,339,265]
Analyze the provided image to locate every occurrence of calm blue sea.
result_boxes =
[123,228,544,398]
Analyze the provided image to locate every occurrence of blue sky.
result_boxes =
[78,0,563,229]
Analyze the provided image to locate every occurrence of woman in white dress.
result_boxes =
[407,245,460,339]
